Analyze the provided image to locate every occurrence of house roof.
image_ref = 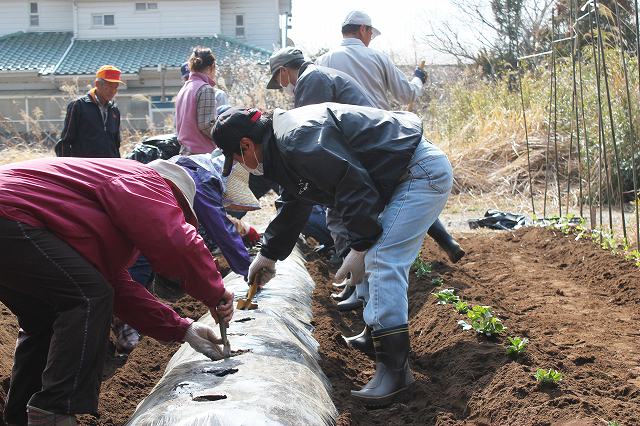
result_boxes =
[0,32,271,76]
[0,32,73,73]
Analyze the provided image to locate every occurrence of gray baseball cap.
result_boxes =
[267,47,304,89]
[342,11,381,38]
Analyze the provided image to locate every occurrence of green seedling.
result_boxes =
[431,277,444,287]
[431,288,460,305]
[607,421,620,426]
[506,336,528,356]
[412,257,432,278]
[534,368,562,385]
[459,305,506,336]
[454,300,469,313]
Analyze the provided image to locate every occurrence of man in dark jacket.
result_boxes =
[56,65,122,158]
[212,104,453,407]
[267,47,464,261]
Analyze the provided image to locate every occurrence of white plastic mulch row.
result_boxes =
[125,246,338,426]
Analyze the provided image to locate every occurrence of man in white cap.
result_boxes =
[0,157,233,425]
[316,11,427,111]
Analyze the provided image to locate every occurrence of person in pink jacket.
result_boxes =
[175,46,219,155]
[0,157,234,426]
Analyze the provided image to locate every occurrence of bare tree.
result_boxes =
[424,0,555,73]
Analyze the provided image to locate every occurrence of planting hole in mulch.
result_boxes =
[0,227,639,425]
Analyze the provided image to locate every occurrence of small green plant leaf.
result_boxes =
[431,288,460,305]
[534,368,562,385]
[454,300,469,313]
[431,277,444,286]
[412,257,432,278]
[465,305,506,336]
[506,336,528,356]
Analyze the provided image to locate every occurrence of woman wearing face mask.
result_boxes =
[175,46,219,155]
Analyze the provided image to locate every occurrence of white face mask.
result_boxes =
[240,149,264,176]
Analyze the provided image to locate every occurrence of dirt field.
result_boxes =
[310,227,640,426]
[1,227,639,425]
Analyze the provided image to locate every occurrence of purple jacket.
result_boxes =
[175,72,217,154]
[175,155,251,278]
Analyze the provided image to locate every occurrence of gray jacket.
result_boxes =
[294,62,376,108]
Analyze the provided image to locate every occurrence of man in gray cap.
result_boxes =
[266,45,464,330]
[266,47,464,262]
[316,10,426,111]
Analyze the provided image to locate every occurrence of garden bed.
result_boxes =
[310,227,640,425]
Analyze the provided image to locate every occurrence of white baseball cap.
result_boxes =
[342,11,381,38]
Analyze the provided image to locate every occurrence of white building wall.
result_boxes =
[220,0,280,50]
[76,0,221,39]
[0,0,72,35]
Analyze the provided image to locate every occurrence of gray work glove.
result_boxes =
[335,249,366,284]
[247,252,276,287]
[184,322,224,360]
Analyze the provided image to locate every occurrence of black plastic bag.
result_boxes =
[468,209,528,230]
[141,133,180,159]
[125,144,161,164]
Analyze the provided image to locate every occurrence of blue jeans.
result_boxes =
[358,138,453,330]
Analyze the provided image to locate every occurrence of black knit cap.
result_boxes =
[211,107,265,177]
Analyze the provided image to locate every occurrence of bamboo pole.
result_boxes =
[594,0,628,241]
[518,63,536,216]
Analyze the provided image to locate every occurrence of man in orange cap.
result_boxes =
[56,65,124,158]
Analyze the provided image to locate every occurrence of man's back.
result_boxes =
[295,62,376,108]
[316,38,420,110]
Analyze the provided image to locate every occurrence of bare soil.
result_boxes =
[1,228,639,425]
[309,227,640,426]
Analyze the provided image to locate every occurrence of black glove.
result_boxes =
[414,67,427,84]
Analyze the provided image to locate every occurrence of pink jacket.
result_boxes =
[0,158,225,342]
[175,72,217,154]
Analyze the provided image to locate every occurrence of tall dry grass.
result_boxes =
[422,48,640,212]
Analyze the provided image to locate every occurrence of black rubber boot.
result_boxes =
[331,283,354,301]
[427,219,465,263]
[342,325,374,359]
[351,324,415,407]
[336,289,363,311]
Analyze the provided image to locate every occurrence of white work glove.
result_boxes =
[335,249,366,284]
[184,322,223,360]
[247,252,276,287]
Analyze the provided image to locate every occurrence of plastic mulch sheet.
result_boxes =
[125,246,337,426]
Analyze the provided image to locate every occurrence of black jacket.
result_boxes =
[294,62,376,108]
[260,103,422,261]
[57,92,121,158]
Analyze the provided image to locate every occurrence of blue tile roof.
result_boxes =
[55,35,271,75]
[0,32,72,73]
[0,32,270,76]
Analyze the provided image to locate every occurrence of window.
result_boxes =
[29,2,39,27]
[92,14,116,26]
[135,2,158,11]
[235,14,245,38]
